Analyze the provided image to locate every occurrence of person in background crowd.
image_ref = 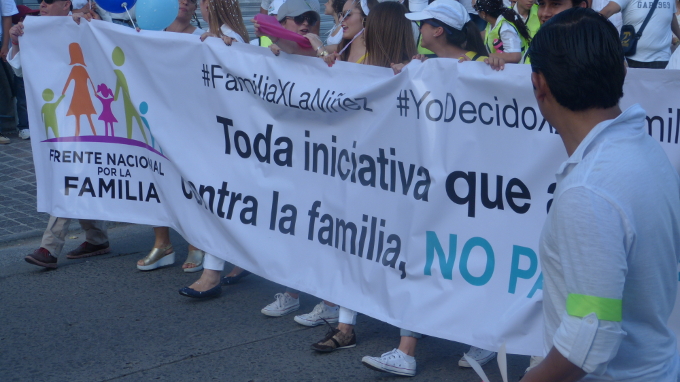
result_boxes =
[324,0,347,50]
[250,0,283,46]
[460,0,487,30]
[0,0,18,144]
[537,0,588,24]
[137,0,206,273]
[513,0,540,37]
[600,0,680,68]
[254,0,320,56]
[303,0,416,354]
[177,0,250,298]
[260,0,321,34]
[250,0,344,333]
[474,0,531,64]
[524,8,680,381]
[316,0,378,65]
[391,0,496,75]
[165,0,204,34]
[8,3,110,270]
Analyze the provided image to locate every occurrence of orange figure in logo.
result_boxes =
[61,43,98,137]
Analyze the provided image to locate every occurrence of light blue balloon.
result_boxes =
[136,0,179,31]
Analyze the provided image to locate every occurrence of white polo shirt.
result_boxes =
[540,104,680,380]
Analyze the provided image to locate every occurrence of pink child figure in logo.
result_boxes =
[95,83,117,136]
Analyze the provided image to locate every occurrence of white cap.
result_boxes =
[405,0,470,31]
[72,0,89,10]
[268,0,286,15]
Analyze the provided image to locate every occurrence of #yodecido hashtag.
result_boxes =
[396,89,410,117]
[202,64,211,87]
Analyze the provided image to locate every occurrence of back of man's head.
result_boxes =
[528,8,624,111]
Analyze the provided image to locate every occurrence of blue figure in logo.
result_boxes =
[139,101,161,153]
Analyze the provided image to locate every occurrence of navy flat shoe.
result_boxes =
[221,270,251,285]
[178,284,222,299]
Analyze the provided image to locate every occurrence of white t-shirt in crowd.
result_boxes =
[592,0,623,32]
[612,0,677,62]
[1,0,19,42]
[499,17,521,53]
[540,104,680,380]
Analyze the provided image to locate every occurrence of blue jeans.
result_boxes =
[14,75,28,129]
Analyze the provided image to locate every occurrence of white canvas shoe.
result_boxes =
[362,348,416,377]
[261,292,300,317]
[294,301,339,326]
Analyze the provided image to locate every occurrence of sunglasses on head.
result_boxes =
[286,13,318,26]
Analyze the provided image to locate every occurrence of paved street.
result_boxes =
[0,133,531,382]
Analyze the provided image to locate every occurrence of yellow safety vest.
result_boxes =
[465,51,488,62]
[484,16,529,55]
[257,36,274,47]
[526,4,540,38]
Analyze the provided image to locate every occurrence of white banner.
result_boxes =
[20,17,680,356]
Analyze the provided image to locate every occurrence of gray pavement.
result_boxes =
[0,219,532,381]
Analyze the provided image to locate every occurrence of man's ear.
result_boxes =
[531,71,550,104]
[434,26,444,37]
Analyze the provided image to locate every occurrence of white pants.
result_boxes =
[203,253,225,271]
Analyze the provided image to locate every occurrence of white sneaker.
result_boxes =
[362,348,416,377]
[458,346,496,368]
[18,129,30,140]
[294,301,340,326]
[261,292,300,317]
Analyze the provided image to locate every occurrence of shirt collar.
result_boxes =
[555,104,646,176]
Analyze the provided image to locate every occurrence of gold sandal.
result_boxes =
[183,249,205,273]
[137,245,175,271]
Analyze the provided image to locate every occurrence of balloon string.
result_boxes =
[124,5,137,30]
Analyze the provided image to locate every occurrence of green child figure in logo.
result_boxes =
[112,47,148,144]
[41,89,65,138]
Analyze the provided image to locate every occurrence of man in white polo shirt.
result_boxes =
[523,7,680,381]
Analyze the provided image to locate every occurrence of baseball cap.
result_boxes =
[405,0,470,31]
[268,0,286,15]
[12,5,39,24]
[276,0,320,21]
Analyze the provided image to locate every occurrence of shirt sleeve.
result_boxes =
[8,45,22,77]
[610,0,630,11]
[549,187,629,374]
[499,23,521,53]
[2,0,18,16]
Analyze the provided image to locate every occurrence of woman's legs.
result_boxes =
[186,253,224,292]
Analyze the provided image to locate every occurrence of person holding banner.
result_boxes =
[137,0,206,273]
[252,0,321,56]
[306,0,418,353]
[474,0,531,64]
[523,8,680,381]
[177,0,251,298]
[390,0,495,74]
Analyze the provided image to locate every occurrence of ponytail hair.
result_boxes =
[475,0,531,42]
[444,20,488,56]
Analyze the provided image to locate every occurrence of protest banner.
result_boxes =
[20,16,680,356]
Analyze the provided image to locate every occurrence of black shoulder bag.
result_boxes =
[620,0,660,57]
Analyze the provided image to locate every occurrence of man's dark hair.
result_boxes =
[528,8,624,111]
[571,0,589,8]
